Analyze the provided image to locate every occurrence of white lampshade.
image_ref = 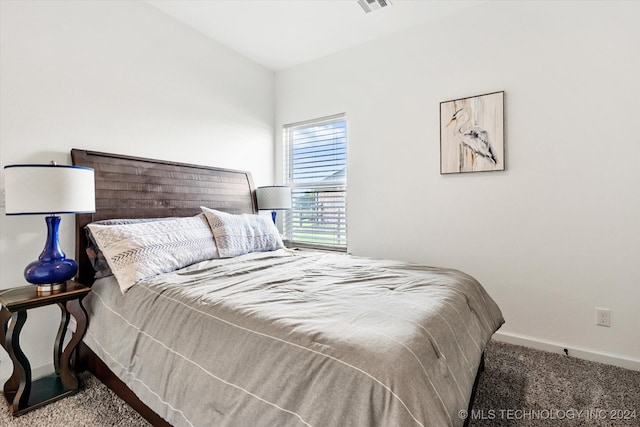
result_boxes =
[4,164,95,215]
[256,186,291,210]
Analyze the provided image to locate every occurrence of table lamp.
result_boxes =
[4,163,95,292]
[256,186,291,224]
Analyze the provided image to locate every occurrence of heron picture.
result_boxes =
[440,91,504,174]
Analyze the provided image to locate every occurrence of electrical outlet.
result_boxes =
[596,308,610,327]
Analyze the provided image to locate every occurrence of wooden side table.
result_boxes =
[0,281,90,416]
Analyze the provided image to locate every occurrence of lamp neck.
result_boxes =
[39,215,66,262]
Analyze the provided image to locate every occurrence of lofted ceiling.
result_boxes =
[145,0,485,71]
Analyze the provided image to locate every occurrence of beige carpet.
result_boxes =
[0,374,150,427]
[1,341,638,426]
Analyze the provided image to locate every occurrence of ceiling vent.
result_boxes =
[357,0,392,14]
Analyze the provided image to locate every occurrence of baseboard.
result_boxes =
[0,361,53,383]
[493,331,640,372]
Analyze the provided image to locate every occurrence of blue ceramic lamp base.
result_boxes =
[24,215,77,292]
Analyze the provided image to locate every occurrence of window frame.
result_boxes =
[282,113,347,251]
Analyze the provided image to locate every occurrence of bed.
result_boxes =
[71,149,504,427]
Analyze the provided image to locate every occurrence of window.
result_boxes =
[283,114,347,250]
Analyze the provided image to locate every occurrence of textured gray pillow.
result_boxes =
[86,217,175,278]
[201,207,284,258]
[86,214,218,293]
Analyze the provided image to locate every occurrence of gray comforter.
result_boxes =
[82,249,504,427]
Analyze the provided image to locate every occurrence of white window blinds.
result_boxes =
[283,114,347,250]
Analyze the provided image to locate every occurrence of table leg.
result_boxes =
[59,298,88,390]
[2,310,30,413]
[0,307,17,395]
[54,302,70,375]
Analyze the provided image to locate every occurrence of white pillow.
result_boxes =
[201,207,284,258]
[86,214,218,293]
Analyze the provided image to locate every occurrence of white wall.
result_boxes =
[0,0,274,379]
[276,1,640,368]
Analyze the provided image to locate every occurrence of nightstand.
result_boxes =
[0,281,90,416]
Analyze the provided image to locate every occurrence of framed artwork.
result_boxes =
[440,91,504,174]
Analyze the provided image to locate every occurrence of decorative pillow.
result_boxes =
[86,217,175,278]
[86,214,218,293]
[201,207,284,258]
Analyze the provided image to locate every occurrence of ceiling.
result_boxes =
[145,0,484,71]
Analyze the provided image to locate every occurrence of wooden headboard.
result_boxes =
[71,149,258,286]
